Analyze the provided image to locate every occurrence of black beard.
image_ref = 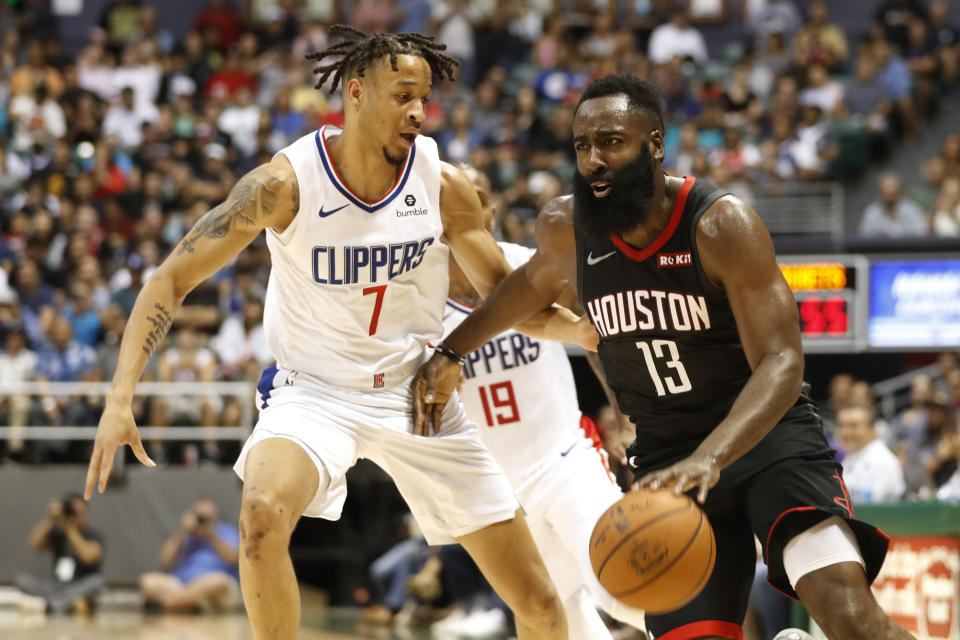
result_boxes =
[573,145,657,237]
[382,145,406,167]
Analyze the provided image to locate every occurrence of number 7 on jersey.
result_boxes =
[363,285,387,336]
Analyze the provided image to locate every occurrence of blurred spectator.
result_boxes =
[931,176,960,237]
[352,0,397,35]
[438,102,483,164]
[904,18,940,118]
[63,281,101,348]
[431,0,479,86]
[394,0,432,34]
[139,498,240,612]
[922,396,957,486]
[890,375,934,451]
[930,0,959,85]
[748,0,802,47]
[8,84,66,153]
[16,494,105,614]
[799,64,844,116]
[857,174,928,237]
[363,513,430,624]
[647,9,708,65]
[793,2,849,71]
[873,37,915,138]
[217,86,262,159]
[212,297,271,379]
[874,0,927,50]
[842,52,893,153]
[193,0,242,52]
[836,403,905,503]
[103,87,160,150]
[9,40,64,99]
[908,156,946,214]
[791,103,837,181]
[99,0,143,49]
[0,326,36,461]
[153,326,220,464]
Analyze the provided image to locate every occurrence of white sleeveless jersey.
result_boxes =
[264,125,449,389]
[443,242,583,488]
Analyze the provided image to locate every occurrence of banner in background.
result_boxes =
[869,260,960,348]
[872,536,960,640]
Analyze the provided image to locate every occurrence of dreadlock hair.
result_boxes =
[305,25,460,94]
[575,74,665,132]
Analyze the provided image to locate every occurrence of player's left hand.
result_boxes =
[634,453,720,504]
[411,352,461,436]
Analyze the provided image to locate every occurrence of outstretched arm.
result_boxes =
[84,157,299,499]
[414,194,588,435]
[636,196,804,502]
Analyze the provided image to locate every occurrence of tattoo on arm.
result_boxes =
[176,168,294,256]
[142,303,173,357]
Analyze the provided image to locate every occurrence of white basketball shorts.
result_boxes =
[233,367,519,545]
[519,432,646,630]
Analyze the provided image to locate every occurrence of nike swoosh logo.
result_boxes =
[587,251,616,266]
[560,443,576,457]
[318,204,349,218]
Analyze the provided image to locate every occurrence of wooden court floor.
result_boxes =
[0,608,438,640]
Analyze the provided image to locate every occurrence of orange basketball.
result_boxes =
[589,488,716,614]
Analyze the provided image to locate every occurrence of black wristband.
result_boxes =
[435,340,466,366]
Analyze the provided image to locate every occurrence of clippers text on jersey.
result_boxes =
[311,237,434,285]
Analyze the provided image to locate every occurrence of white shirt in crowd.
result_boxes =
[647,22,709,65]
[102,102,161,149]
[217,105,263,158]
[842,438,906,504]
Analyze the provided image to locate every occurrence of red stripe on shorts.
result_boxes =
[657,619,743,640]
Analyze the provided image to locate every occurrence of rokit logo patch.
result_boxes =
[657,251,692,268]
[397,194,428,217]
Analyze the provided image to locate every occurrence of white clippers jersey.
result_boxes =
[443,242,583,488]
[264,125,449,389]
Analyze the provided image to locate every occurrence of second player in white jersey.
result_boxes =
[444,241,646,640]
[265,124,450,390]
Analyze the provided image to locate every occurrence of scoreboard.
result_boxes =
[778,255,869,353]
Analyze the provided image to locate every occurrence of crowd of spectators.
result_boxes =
[822,351,960,504]
[860,128,960,238]
[0,0,957,466]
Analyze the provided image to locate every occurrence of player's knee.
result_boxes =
[512,581,565,630]
[240,489,296,548]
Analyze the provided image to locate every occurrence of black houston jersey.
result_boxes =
[576,177,757,459]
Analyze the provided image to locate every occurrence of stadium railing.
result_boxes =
[752,181,845,249]
[0,381,255,443]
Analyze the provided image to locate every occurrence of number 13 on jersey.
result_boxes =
[636,339,692,396]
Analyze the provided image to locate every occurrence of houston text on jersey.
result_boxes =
[585,290,711,337]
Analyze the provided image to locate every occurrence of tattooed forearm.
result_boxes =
[141,303,174,357]
[176,168,287,256]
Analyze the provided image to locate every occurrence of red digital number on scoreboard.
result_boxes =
[798,296,848,337]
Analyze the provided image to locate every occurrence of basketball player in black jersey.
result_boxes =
[413,74,912,640]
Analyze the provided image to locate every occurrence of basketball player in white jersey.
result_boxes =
[83,27,595,640]
[445,167,646,639]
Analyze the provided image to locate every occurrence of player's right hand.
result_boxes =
[84,402,156,500]
[411,353,461,436]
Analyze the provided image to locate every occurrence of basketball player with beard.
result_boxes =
[413,74,910,640]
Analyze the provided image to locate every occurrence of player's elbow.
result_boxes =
[778,347,805,401]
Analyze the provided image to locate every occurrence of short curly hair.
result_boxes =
[575,74,665,131]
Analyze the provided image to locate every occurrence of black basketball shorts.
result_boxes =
[632,409,890,640]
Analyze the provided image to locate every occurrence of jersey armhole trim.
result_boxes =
[688,189,731,296]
